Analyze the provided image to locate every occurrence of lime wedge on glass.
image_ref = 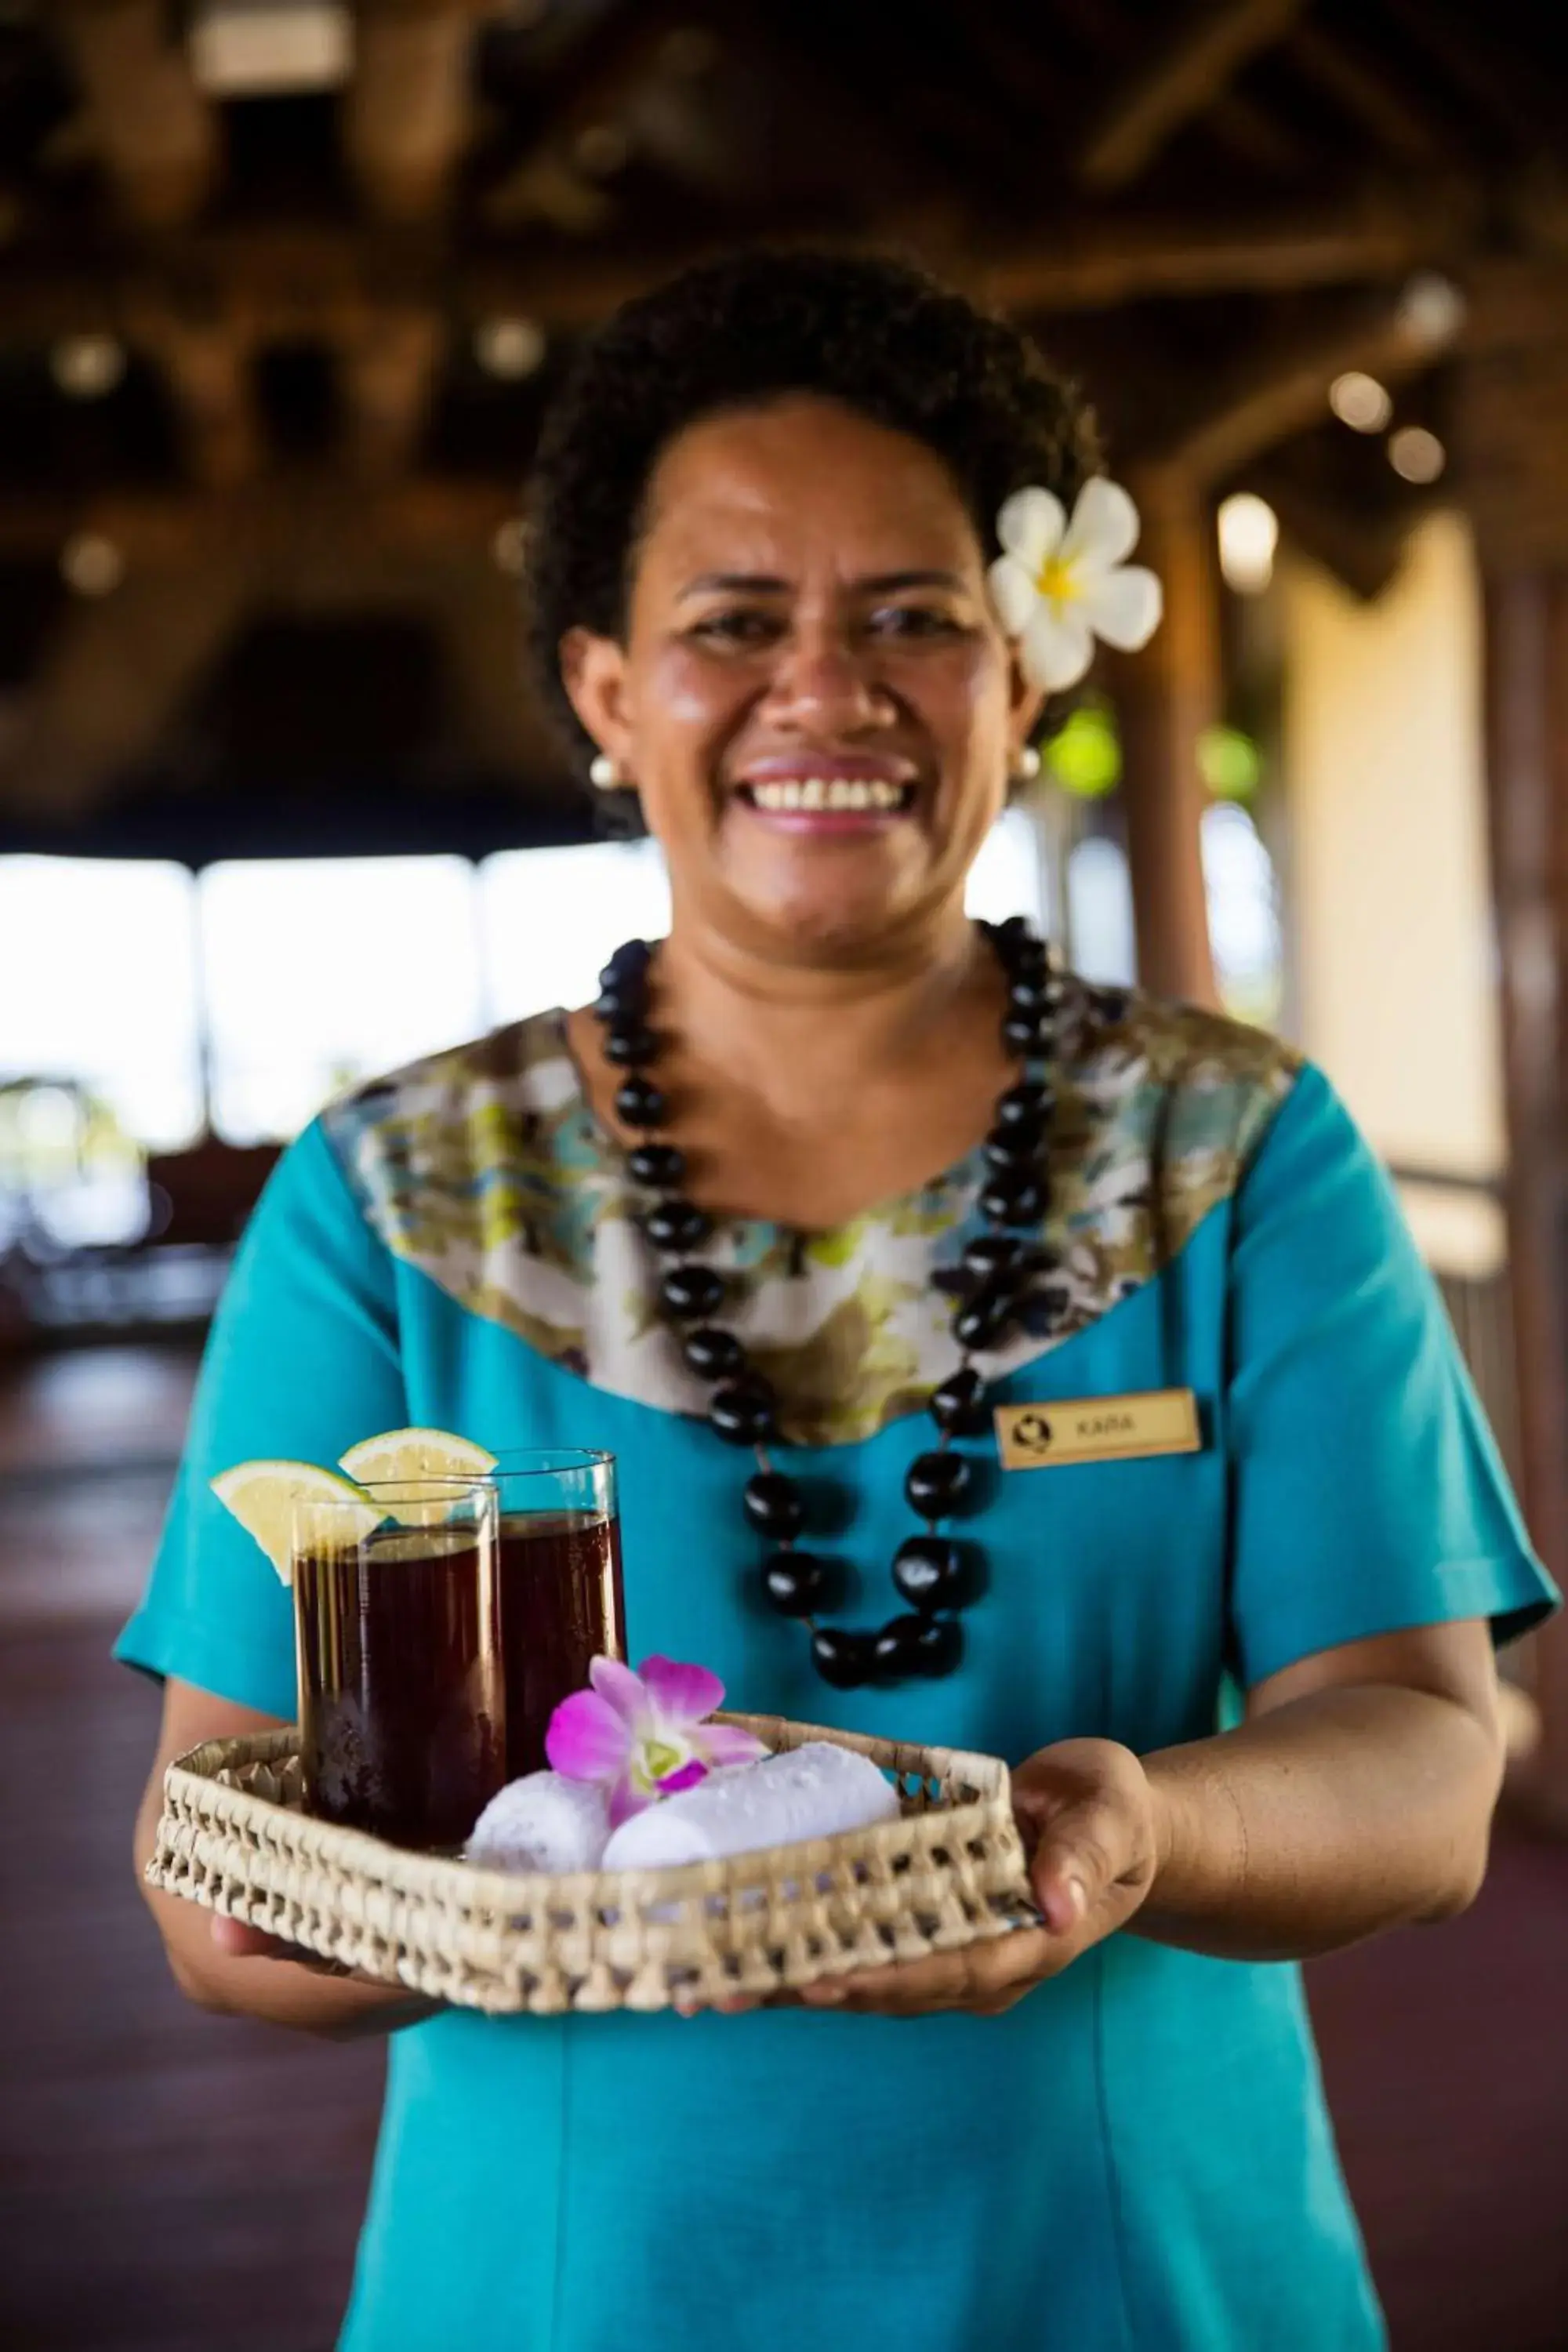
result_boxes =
[337,1427,497,1486]
[210,1459,381,1585]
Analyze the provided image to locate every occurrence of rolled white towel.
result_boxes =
[601,1740,899,1871]
[466,1772,611,1875]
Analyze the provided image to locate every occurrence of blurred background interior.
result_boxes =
[1,2,1566,2346]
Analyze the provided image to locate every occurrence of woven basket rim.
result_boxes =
[151,1718,1039,2014]
[163,1711,1016,1905]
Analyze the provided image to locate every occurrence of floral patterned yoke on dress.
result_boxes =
[324,971,1297,1452]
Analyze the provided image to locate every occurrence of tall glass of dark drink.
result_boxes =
[292,1477,504,1849]
[491,1450,625,1778]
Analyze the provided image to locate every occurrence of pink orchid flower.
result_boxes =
[546,1655,766,1830]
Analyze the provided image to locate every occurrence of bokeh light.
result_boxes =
[1217,494,1279,594]
[1045,704,1122,799]
[1329,372,1393,433]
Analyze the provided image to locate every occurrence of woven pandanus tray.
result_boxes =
[147,1713,1039,2015]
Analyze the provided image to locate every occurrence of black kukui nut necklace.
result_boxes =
[595,917,1065,1692]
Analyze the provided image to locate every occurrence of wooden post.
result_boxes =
[344,0,477,221]
[1482,568,1568,1827]
[56,0,220,227]
[1107,465,1220,1006]
[338,311,445,480]
[134,310,260,489]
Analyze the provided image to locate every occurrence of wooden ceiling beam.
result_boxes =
[345,0,480,223]
[0,528,557,818]
[50,3,241,480]
[1048,0,1311,183]
[0,191,1471,357]
[0,477,518,567]
[477,0,688,235]
[1250,462,1407,602]
[1199,85,1312,181]
[53,0,220,230]
[0,554,256,820]
[1076,0,1309,194]
[1156,285,1462,485]
[1377,0,1567,155]
[970,192,1468,311]
[1285,23,1447,167]
[1462,258,1568,358]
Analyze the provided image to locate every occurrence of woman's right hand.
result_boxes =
[136,1679,439,2038]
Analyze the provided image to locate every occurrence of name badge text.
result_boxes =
[994,1388,1201,1470]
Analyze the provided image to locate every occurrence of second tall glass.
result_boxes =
[491,1450,626,1777]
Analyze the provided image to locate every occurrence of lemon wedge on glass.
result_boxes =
[337,1427,497,1486]
[336,1427,498,1527]
[210,1460,381,1585]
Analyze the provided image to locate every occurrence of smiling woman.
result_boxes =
[531,257,1096,975]
[554,392,1034,964]
[120,251,1554,2352]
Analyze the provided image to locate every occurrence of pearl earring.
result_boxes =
[589,752,620,790]
[1015,744,1041,782]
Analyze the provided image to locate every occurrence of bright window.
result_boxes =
[0,855,204,1149]
[199,856,486,1143]
[1068,836,1136,985]
[964,807,1046,929]
[1201,803,1284,1026]
[0,819,1091,1173]
[479,840,673,1023]
[480,819,1046,1019]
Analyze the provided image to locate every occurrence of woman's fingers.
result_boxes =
[1027,1804,1138,1934]
[1011,1739,1160,1937]
[673,1933,1057,2018]
[796,1925,1060,2015]
[672,1984,811,2016]
[586,1738,1168,2024]
[209,1913,358,1975]
[211,1914,297,1960]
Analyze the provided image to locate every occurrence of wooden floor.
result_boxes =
[1,1341,1564,2350]
[0,1345,381,2352]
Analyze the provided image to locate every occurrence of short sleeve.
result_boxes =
[1227,1063,1557,1689]
[114,1118,407,1717]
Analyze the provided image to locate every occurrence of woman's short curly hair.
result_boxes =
[525,247,1102,765]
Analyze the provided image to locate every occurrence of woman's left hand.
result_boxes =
[683,1738,1163,2020]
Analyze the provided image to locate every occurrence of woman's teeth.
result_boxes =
[741,778,910,813]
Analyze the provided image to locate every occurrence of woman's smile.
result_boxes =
[729,750,922,832]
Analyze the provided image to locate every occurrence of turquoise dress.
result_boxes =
[118,975,1554,2352]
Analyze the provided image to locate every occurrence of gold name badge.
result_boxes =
[995,1388,1201,1470]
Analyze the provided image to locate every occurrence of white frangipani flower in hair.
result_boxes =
[988,476,1163,694]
